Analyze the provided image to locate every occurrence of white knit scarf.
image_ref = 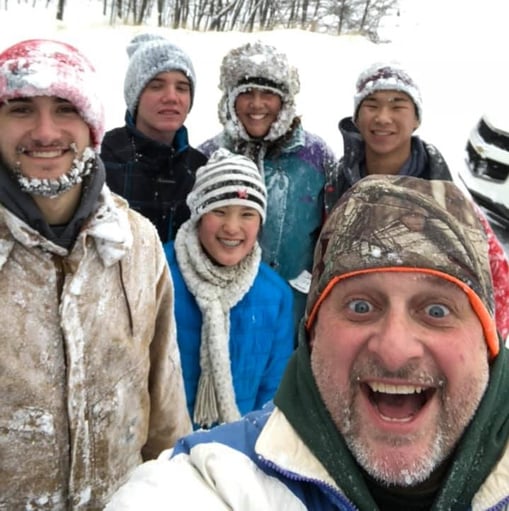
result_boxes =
[174,219,261,427]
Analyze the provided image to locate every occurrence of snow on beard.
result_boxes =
[13,143,96,198]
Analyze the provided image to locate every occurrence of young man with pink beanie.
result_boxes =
[0,39,191,509]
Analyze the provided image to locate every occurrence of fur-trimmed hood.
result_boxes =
[217,41,300,143]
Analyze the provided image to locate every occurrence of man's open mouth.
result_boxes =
[363,382,436,422]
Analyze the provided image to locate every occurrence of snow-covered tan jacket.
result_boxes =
[0,187,191,510]
[105,405,509,510]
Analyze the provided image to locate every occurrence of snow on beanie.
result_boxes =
[124,33,196,118]
[305,175,499,359]
[187,148,267,224]
[0,39,104,150]
[218,41,300,142]
[354,62,422,122]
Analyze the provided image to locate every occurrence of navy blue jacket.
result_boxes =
[101,112,207,242]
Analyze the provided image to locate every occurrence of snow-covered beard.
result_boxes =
[13,144,96,198]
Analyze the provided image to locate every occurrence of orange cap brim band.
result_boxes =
[305,267,499,359]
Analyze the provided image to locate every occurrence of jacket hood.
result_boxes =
[217,41,300,143]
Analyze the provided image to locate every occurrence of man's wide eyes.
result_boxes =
[348,299,372,314]
[425,303,450,318]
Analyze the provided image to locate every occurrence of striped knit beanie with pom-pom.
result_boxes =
[187,148,267,224]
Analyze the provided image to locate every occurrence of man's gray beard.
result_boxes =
[13,146,96,198]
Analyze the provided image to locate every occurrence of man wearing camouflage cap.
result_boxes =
[106,175,509,511]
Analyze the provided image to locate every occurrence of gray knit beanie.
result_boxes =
[217,41,300,142]
[353,62,422,122]
[187,148,267,224]
[306,175,499,359]
[124,33,196,118]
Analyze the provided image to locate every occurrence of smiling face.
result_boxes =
[0,95,92,181]
[136,70,192,143]
[234,88,282,139]
[356,90,419,172]
[310,271,489,486]
[198,205,261,266]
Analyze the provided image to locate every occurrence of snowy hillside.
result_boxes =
[1,0,508,176]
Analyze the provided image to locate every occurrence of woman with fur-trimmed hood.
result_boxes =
[199,41,337,331]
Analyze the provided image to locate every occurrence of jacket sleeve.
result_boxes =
[474,203,509,342]
[255,283,295,410]
[323,157,348,218]
[105,443,306,510]
[141,240,192,460]
[99,130,121,163]
[104,453,231,511]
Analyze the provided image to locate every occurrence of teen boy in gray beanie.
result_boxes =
[325,60,509,342]
[124,33,197,117]
[101,33,206,243]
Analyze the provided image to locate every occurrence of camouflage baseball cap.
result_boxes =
[305,175,499,358]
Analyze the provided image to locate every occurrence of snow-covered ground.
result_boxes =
[0,0,508,247]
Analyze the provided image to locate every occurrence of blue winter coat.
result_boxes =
[200,124,337,328]
[164,242,294,426]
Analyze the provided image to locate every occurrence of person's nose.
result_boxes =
[30,111,60,144]
[248,91,264,108]
[366,308,424,372]
[374,106,392,124]
[161,85,178,102]
[222,214,240,234]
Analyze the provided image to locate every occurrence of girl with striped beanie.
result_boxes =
[164,148,295,428]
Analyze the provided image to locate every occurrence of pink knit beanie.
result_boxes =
[0,39,105,150]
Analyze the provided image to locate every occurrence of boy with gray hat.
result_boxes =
[101,33,207,243]
[325,60,509,342]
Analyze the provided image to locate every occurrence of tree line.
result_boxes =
[5,0,398,42]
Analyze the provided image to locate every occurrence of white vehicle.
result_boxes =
[459,112,509,227]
